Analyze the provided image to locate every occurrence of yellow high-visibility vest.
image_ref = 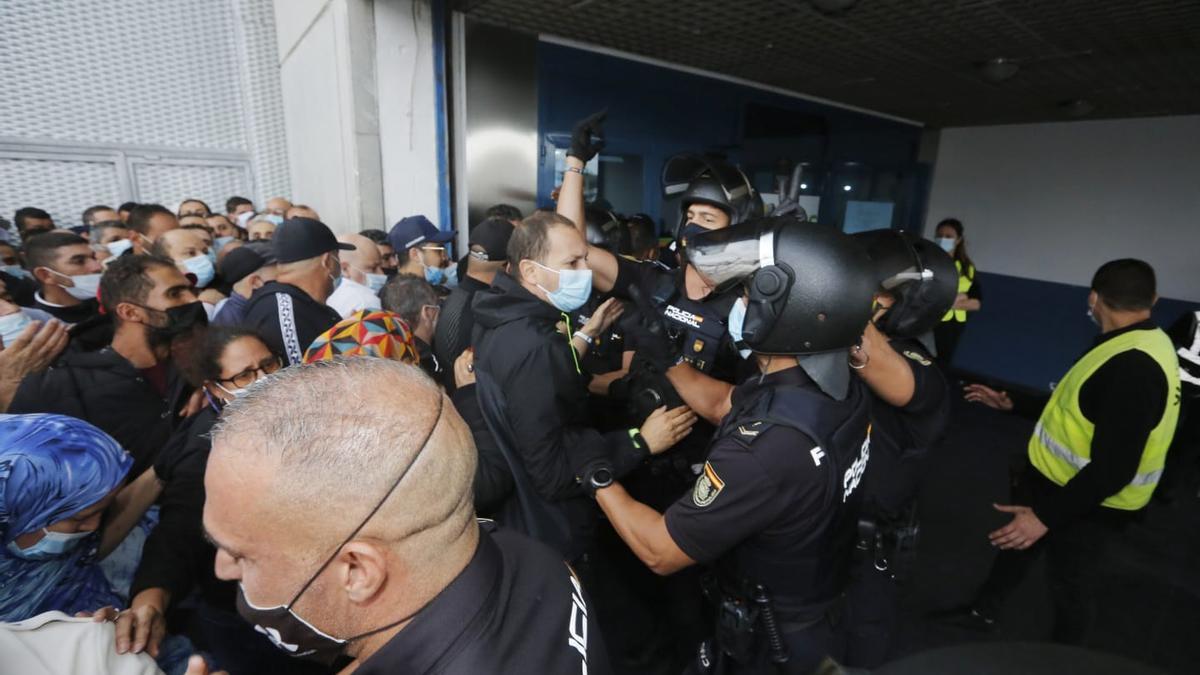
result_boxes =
[941,260,974,323]
[1028,327,1181,510]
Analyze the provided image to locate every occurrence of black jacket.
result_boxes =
[357,524,611,675]
[132,406,234,610]
[9,347,190,476]
[450,384,514,516]
[472,272,647,505]
[433,275,490,390]
[31,296,114,352]
[242,281,341,365]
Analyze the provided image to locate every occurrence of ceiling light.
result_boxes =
[980,57,1019,83]
[843,185,852,192]
[799,183,808,189]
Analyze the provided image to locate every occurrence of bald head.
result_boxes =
[337,233,383,285]
[210,357,475,542]
[204,358,478,648]
[286,204,320,221]
[265,197,292,216]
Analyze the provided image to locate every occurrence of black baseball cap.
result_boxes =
[220,246,270,285]
[272,217,354,263]
[468,217,514,262]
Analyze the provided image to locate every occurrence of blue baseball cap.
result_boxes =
[387,215,454,253]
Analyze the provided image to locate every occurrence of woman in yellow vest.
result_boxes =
[932,218,981,363]
[944,259,1181,643]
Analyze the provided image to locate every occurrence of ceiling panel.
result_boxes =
[459,0,1200,126]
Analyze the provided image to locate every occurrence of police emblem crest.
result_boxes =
[692,461,725,507]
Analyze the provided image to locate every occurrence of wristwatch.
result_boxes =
[588,466,614,493]
[573,330,594,346]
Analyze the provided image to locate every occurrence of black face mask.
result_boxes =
[235,394,445,665]
[136,301,208,348]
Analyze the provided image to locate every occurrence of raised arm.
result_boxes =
[556,111,620,293]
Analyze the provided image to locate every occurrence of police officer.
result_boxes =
[557,114,764,673]
[557,114,764,477]
[586,216,878,674]
[841,230,958,667]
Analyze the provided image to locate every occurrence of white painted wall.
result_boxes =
[375,0,441,228]
[273,0,440,233]
[925,115,1200,302]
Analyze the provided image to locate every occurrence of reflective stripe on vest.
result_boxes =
[941,260,974,323]
[1027,328,1181,510]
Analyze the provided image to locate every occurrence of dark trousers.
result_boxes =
[682,617,843,675]
[843,556,899,668]
[933,320,965,365]
[973,475,1131,644]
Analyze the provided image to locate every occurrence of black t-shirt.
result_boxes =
[357,524,612,675]
[859,338,951,520]
[664,370,829,565]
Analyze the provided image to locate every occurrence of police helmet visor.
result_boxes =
[686,221,774,292]
[662,154,752,204]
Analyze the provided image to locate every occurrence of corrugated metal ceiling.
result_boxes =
[459,0,1200,126]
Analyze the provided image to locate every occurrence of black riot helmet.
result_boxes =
[662,154,763,244]
[584,206,630,254]
[852,230,958,338]
[689,216,876,355]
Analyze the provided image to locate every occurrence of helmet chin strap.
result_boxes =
[796,350,852,401]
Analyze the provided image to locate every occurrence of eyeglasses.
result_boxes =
[217,355,283,389]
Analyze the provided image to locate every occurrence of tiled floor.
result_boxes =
[891,394,1200,674]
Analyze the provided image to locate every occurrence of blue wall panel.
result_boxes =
[535,42,923,228]
[952,272,1198,391]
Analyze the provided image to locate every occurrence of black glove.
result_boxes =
[573,456,616,498]
[567,110,607,162]
[625,285,682,370]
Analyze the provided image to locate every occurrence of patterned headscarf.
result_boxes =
[0,414,133,620]
[303,310,419,364]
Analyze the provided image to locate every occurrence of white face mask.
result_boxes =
[0,310,33,346]
[105,238,134,257]
[363,272,387,294]
[48,269,102,301]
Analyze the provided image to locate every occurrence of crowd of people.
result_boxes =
[0,112,1191,675]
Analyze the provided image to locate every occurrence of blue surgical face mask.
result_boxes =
[0,264,31,280]
[424,264,445,285]
[6,528,93,561]
[364,272,387,294]
[443,264,459,288]
[532,261,592,312]
[214,236,235,253]
[182,254,215,288]
[265,214,285,226]
[936,237,956,253]
[727,297,753,359]
[0,310,32,346]
[105,238,134,258]
[205,248,218,266]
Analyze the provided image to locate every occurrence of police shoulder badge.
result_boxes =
[903,350,932,367]
[692,461,725,507]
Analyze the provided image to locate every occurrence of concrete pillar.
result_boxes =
[273,0,440,233]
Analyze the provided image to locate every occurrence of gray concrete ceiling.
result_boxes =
[459,0,1200,127]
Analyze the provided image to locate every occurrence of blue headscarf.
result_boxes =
[0,413,133,621]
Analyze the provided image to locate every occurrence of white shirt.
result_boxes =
[0,611,162,675]
[327,277,382,319]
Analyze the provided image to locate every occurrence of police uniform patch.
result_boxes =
[693,339,705,353]
[903,350,932,367]
[692,461,725,507]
